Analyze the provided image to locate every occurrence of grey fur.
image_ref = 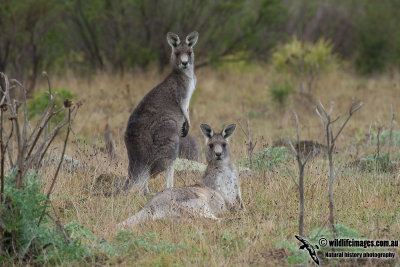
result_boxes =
[179,134,201,162]
[124,31,199,194]
[117,123,245,227]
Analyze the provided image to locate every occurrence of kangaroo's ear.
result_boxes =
[167,32,180,48]
[222,124,236,140]
[186,31,198,47]
[200,124,214,139]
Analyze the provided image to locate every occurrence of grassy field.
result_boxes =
[34,65,400,266]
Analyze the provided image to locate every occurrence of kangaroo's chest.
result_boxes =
[182,76,196,112]
[214,169,239,205]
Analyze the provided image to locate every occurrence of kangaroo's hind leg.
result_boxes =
[124,162,151,194]
[165,160,176,188]
[150,118,180,189]
[180,199,219,221]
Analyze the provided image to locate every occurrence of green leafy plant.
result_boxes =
[1,171,93,265]
[370,129,400,146]
[359,153,392,173]
[272,36,338,93]
[238,146,293,171]
[217,232,248,257]
[0,170,184,265]
[27,88,75,125]
[269,81,294,105]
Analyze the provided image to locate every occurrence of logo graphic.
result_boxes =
[295,235,320,265]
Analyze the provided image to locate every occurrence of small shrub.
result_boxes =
[269,81,294,105]
[370,129,400,146]
[217,232,248,257]
[359,153,392,173]
[0,170,185,264]
[28,88,75,125]
[239,146,293,171]
[272,36,338,93]
[1,171,93,265]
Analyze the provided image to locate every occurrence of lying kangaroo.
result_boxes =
[117,124,245,227]
[179,134,201,162]
[124,31,199,194]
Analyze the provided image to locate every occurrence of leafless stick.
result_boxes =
[287,111,310,236]
[42,71,53,139]
[49,201,70,244]
[36,118,68,168]
[42,71,52,96]
[316,98,363,233]
[38,107,72,227]
[388,105,394,162]
[286,167,299,189]
[1,75,25,189]
[237,113,257,166]
[25,91,58,146]
[23,114,68,177]
[376,126,382,156]
[0,104,5,202]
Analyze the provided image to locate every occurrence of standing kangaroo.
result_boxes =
[124,32,199,194]
[117,124,245,227]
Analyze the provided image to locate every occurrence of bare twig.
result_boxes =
[376,125,382,156]
[38,106,72,227]
[287,111,310,236]
[237,113,257,166]
[315,98,363,233]
[0,104,5,202]
[286,167,299,189]
[42,71,52,96]
[49,201,70,244]
[388,105,394,162]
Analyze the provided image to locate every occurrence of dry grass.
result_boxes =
[34,65,400,265]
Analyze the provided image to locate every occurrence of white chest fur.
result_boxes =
[215,167,239,206]
[183,74,196,112]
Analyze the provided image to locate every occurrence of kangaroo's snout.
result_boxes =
[214,144,223,160]
[181,54,189,67]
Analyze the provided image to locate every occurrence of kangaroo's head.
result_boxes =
[167,31,198,72]
[200,124,236,164]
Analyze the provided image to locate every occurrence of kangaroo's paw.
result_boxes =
[181,120,190,137]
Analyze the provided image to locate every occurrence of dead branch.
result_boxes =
[287,111,310,237]
[38,106,72,227]
[376,125,382,156]
[237,113,257,166]
[0,103,5,202]
[315,98,363,233]
[388,105,394,162]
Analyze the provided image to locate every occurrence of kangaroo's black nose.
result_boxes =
[215,152,222,157]
[182,61,188,66]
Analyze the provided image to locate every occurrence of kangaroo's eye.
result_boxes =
[175,52,180,57]
[209,144,214,148]
[188,52,192,56]
[222,143,227,148]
